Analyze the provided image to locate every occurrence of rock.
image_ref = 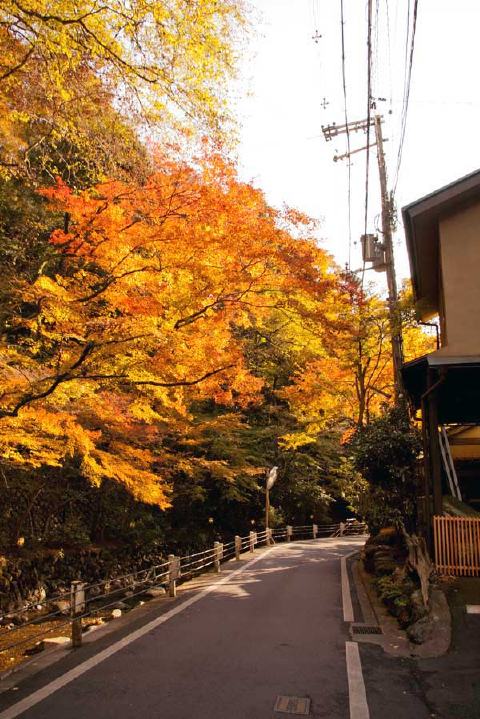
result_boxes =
[25,641,45,656]
[144,587,166,598]
[83,621,104,633]
[33,586,47,603]
[407,616,434,644]
[410,589,428,622]
[369,527,398,546]
[11,614,28,626]
[396,607,412,628]
[374,558,398,575]
[42,636,70,648]
[88,617,105,626]
[52,600,71,615]
[111,608,122,619]
[111,601,129,610]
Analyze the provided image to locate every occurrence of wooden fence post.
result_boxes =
[214,542,221,572]
[168,554,179,597]
[339,522,345,536]
[313,524,318,539]
[235,535,242,561]
[70,581,85,648]
[249,531,255,553]
[286,525,293,542]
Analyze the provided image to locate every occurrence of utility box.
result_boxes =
[372,249,387,272]
[361,234,382,263]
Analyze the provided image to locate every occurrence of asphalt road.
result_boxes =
[0,538,364,719]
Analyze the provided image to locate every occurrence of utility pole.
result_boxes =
[373,115,403,399]
[322,114,404,401]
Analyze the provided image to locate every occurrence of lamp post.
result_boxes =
[265,466,278,536]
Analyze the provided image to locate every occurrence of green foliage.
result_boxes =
[374,573,418,625]
[346,405,422,533]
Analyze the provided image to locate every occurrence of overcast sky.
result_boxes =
[235,0,480,288]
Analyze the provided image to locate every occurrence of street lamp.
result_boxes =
[265,466,278,535]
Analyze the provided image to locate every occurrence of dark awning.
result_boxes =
[402,353,480,423]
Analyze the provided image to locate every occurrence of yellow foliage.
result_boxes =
[0,153,345,506]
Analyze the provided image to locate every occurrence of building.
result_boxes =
[402,169,480,546]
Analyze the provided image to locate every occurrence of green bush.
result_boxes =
[346,406,422,533]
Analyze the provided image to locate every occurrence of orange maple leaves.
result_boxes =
[0,153,344,504]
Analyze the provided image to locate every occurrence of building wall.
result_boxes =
[438,203,480,356]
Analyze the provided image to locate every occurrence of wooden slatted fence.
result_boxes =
[433,515,480,577]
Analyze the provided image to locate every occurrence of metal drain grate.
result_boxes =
[351,623,382,635]
[274,696,311,715]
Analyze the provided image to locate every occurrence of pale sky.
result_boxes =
[235,0,480,288]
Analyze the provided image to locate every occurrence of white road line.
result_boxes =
[0,548,275,719]
[345,641,370,719]
[341,554,355,622]
[466,605,480,614]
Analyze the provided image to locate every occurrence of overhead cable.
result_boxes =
[340,0,352,268]
[393,0,419,191]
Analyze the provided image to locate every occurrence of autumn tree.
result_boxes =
[0,0,247,159]
[0,1,248,338]
[0,152,346,532]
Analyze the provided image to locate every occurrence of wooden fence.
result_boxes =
[433,515,480,577]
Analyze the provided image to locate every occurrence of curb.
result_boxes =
[352,557,451,658]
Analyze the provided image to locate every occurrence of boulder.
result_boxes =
[410,589,428,622]
[52,600,71,615]
[11,613,28,626]
[42,636,70,648]
[25,641,45,656]
[374,558,398,575]
[407,616,434,645]
[111,601,129,610]
[144,587,166,598]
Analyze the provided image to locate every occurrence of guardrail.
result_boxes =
[0,522,367,658]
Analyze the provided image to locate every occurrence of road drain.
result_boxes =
[351,623,382,635]
[274,696,311,715]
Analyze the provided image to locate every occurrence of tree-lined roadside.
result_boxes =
[0,0,434,614]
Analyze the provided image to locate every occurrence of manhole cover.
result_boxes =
[274,696,311,715]
[351,623,382,635]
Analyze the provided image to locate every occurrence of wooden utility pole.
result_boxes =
[322,114,404,400]
[373,115,403,399]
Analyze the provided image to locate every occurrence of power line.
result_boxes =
[393,0,419,191]
[339,0,352,268]
[384,0,393,116]
[364,0,373,241]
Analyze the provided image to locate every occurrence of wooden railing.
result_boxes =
[0,522,368,656]
[433,515,480,577]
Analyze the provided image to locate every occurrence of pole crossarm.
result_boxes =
[322,113,404,400]
[322,117,376,141]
